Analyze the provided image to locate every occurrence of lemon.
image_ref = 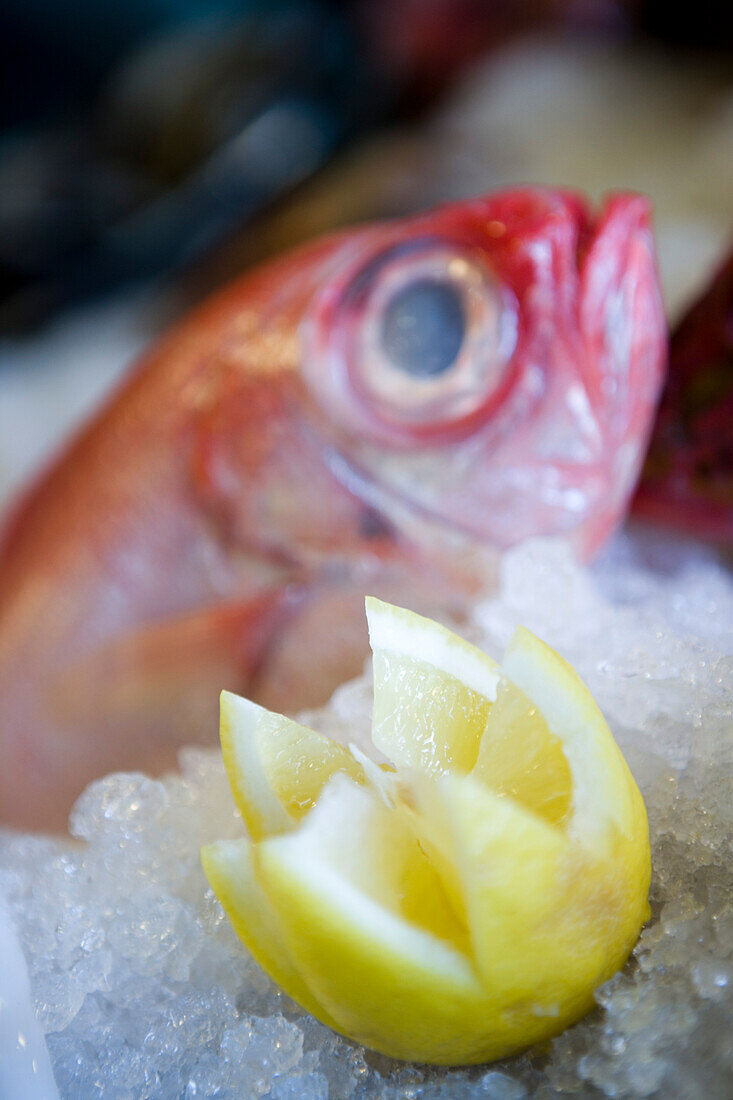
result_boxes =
[202,599,650,1065]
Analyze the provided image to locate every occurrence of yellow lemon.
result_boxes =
[202,599,650,1065]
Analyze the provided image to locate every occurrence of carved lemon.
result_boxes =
[202,599,650,1064]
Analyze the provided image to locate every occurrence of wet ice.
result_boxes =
[1,531,731,1098]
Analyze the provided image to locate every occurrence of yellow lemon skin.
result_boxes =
[203,601,651,1066]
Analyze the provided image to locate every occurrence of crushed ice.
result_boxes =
[1,531,731,1098]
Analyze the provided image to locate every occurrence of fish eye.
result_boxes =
[343,240,517,432]
[380,277,466,379]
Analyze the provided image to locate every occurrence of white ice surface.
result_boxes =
[0,898,59,1100]
[1,530,731,1099]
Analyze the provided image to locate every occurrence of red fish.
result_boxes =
[634,247,733,541]
[0,188,665,830]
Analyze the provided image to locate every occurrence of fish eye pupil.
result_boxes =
[380,277,465,378]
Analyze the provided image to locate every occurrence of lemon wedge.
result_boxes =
[202,599,650,1065]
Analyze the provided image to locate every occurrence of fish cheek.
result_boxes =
[188,374,395,562]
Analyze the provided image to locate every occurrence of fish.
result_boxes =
[634,247,733,541]
[0,187,666,830]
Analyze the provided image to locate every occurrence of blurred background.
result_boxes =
[0,0,730,510]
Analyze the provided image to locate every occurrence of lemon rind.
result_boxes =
[366,597,499,701]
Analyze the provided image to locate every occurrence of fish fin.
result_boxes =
[634,249,733,540]
[48,585,307,774]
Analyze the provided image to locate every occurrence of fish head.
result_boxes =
[293,187,667,560]
[196,188,665,571]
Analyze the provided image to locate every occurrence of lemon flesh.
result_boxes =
[368,599,499,776]
[219,691,365,840]
[203,599,651,1065]
[472,676,572,826]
